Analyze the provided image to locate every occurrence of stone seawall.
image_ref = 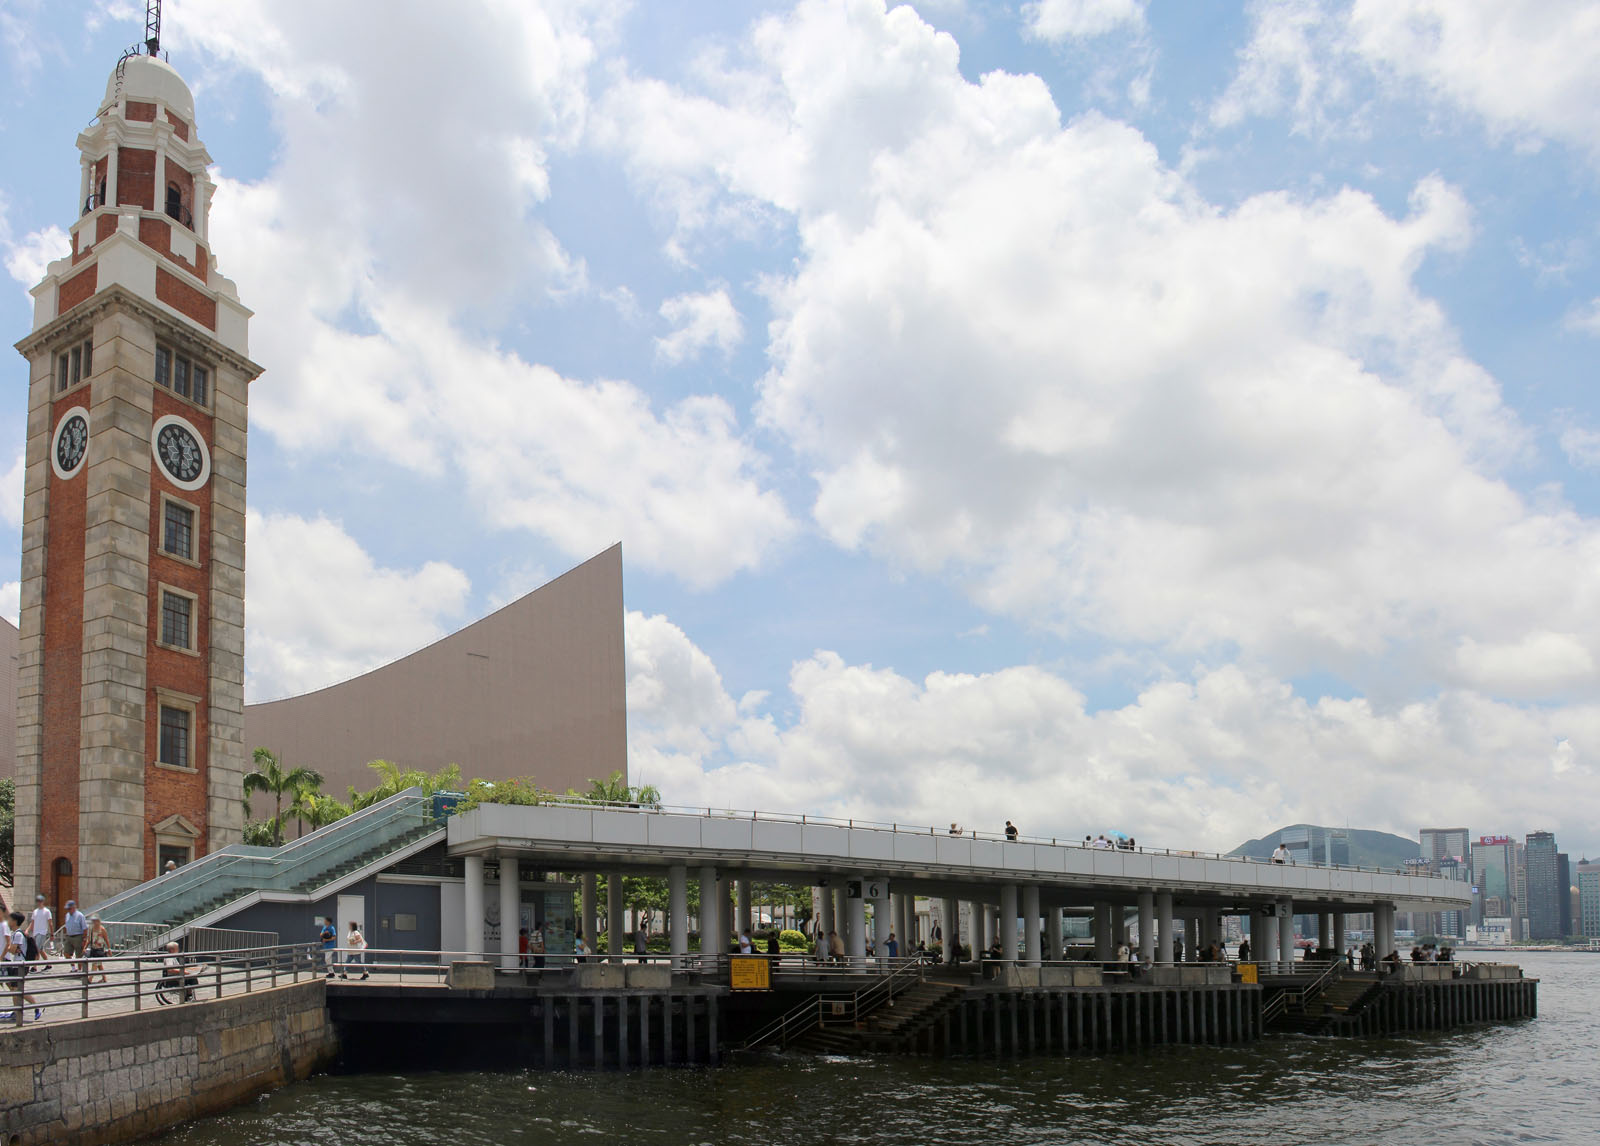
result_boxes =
[0,980,338,1146]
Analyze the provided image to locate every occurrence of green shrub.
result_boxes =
[780,929,807,947]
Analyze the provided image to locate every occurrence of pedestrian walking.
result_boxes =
[341,920,368,979]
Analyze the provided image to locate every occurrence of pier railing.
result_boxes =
[2,942,325,1026]
[520,795,1453,880]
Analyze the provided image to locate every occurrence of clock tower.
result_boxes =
[12,47,259,908]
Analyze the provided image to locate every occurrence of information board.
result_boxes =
[729,955,772,991]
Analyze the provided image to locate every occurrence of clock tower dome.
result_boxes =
[12,46,260,908]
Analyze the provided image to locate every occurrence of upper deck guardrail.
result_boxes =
[505,796,1454,881]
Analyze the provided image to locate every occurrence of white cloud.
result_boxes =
[0,450,24,530]
[1454,632,1596,698]
[600,0,1586,701]
[0,202,69,298]
[655,286,743,364]
[1565,297,1600,335]
[624,615,1600,856]
[1210,0,1349,133]
[183,1,792,589]
[1559,423,1600,469]
[244,509,472,702]
[1023,0,1147,42]
[1215,0,1600,158]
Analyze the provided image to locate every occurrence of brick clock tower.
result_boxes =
[11,47,259,909]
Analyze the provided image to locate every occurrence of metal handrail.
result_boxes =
[2,941,322,1027]
[86,788,439,923]
[517,797,1452,880]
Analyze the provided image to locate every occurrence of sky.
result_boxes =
[2,0,1599,859]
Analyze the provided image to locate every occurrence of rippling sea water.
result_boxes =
[150,953,1596,1146]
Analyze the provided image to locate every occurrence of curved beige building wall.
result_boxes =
[243,544,626,797]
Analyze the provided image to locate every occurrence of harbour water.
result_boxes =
[150,952,1594,1146]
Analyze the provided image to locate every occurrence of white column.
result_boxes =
[698,867,720,955]
[1022,886,1042,966]
[669,864,688,966]
[1093,901,1113,961]
[80,159,90,213]
[999,884,1019,962]
[1279,898,1296,966]
[872,882,892,958]
[978,901,993,956]
[106,144,120,206]
[154,142,167,215]
[581,873,598,955]
[608,873,624,964]
[462,855,485,957]
[1047,906,1064,962]
[834,886,849,950]
[847,876,868,960]
[1137,891,1155,963]
[1156,892,1174,964]
[737,877,753,936]
[1376,904,1395,960]
[499,859,520,971]
[1187,916,1200,960]
[195,177,210,239]
[944,897,960,963]
[1334,913,1347,956]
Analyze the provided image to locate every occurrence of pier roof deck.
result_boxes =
[448,802,1471,912]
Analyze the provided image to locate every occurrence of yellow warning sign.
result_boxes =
[1237,962,1258,984]
[729,955,772,991]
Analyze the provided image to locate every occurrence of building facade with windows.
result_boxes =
[1578,864,1600,941]
[11,50,258,907]
[1524,831,1562,940]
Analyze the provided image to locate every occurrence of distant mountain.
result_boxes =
[1228,824,1421,871]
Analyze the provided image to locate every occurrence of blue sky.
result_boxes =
[3,0,1599,858]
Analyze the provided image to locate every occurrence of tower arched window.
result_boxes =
[165,182,190,228]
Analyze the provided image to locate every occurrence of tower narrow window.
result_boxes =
[163,501,194,559]
[154,344,209,407]
[158,705,191,769]
[166,183,186,226]
[160,589,192,649]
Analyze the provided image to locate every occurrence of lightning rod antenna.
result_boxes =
[145,0,162,57]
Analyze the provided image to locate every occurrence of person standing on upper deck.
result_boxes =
[1271,844,1292,864]
[1005,821,1019,841]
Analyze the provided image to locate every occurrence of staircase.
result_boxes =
[1264,962,1379,1035]
[86,788,445,937]
[788,980,964,1055]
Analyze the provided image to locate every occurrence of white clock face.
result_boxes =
[150,413,211,491]
[51,407,91,481]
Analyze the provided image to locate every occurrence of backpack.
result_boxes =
[24,934,39,962]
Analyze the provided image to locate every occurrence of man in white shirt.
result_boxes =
[30,896,53,966]
[1271,844,1292,865]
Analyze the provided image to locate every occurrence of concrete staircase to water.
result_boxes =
[789,980,964,1054]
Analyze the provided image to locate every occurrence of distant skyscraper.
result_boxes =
[1472,836,1520,940]
[1578,862,1600,940]
[1420,828,1470,867]
[1524,832,1562,940]
[1557,853,1572,939]
[1278,825,1350,866]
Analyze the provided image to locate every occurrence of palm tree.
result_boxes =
[293,791,352,834]
[243,748,324,846]
[348,760,464,810]
[580,770,663,808]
